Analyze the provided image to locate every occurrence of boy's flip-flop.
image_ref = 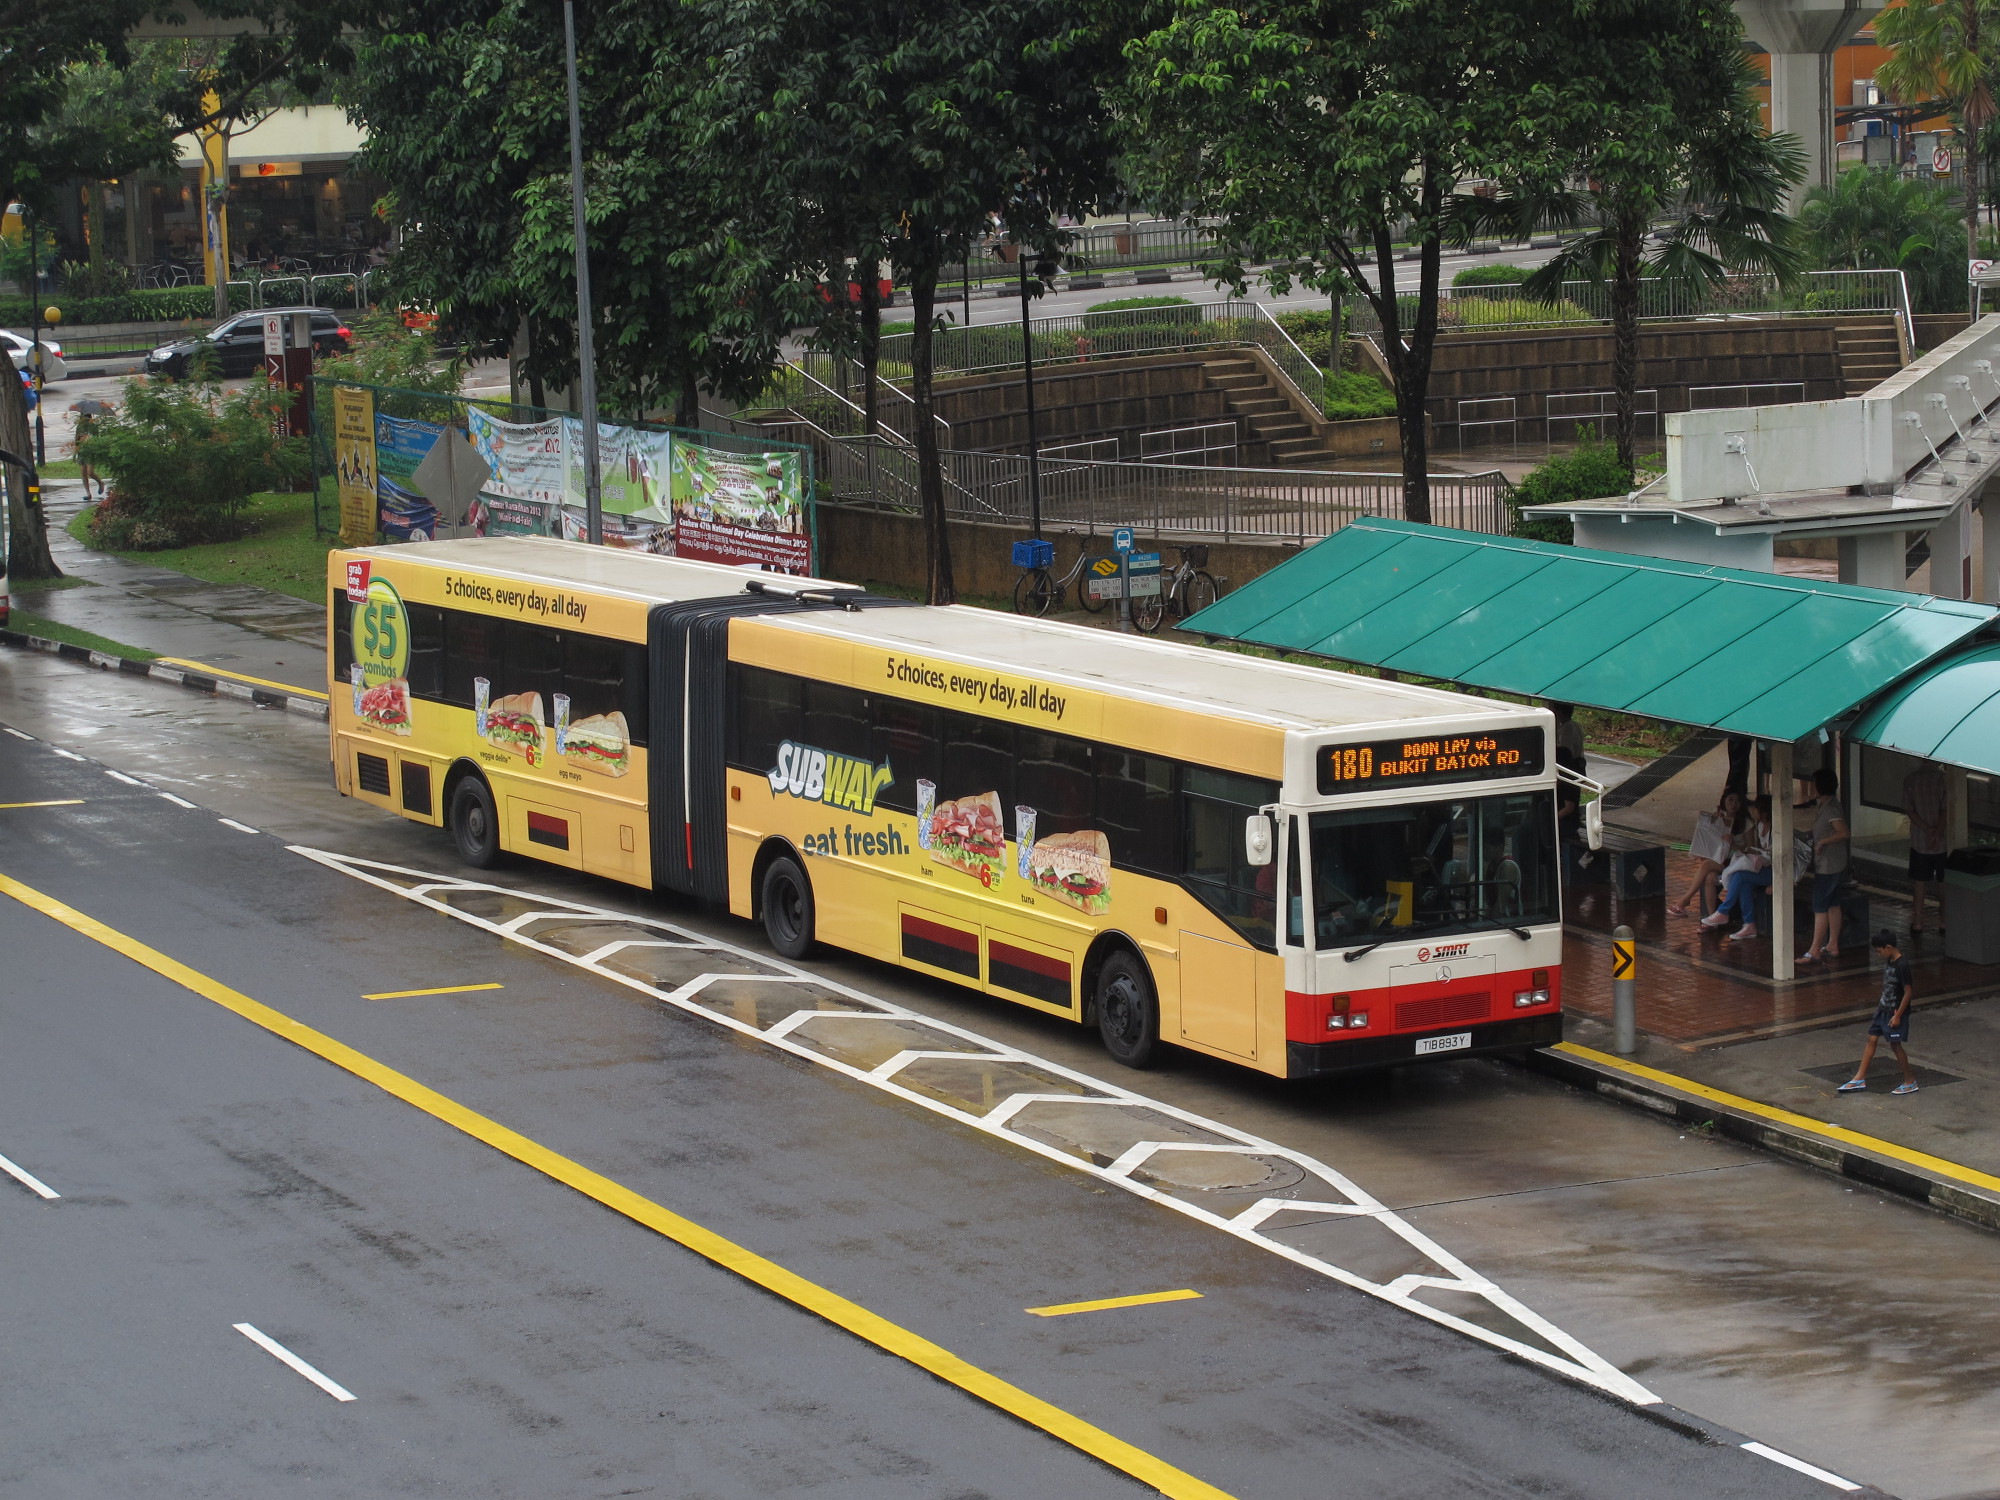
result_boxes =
[1892,1083,1920,1095]
[1836,1079,1868,1092]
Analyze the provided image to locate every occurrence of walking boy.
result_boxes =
[1837,931,1919,1095]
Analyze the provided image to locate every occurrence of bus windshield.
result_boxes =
[1293,790,1558,951]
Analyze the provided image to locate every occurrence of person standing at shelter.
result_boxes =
[1801,768,1850,963]
[1837,932,1919,1095]
[1903,761,1948,936]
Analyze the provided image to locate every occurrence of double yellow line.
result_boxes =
[0,870,1234,1500]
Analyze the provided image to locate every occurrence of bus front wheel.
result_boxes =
[450,776,502,869]
[1095,950,1158,1069]
[761,855,816,959]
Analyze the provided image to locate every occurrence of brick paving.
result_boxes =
[1563,847,1996,1047]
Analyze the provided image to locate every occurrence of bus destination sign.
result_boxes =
[1317,727,1545,794]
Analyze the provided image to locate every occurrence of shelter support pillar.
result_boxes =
[1929,502,1973,600]
[1839,533,1903,591]
[1982,491,2000,604]
[1769,740,1795,982]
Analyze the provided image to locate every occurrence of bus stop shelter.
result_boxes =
[1183,517,2000,985]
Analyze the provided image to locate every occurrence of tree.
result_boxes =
[1875,0,1996,312]
[1504,20,1803,470]
[1796,166,1970,314]
[1117,0,1566,523]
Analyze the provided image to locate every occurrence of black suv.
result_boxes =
[145,307,351,380]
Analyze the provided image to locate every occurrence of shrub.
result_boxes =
[59,260,134,299]
[1442,296,1596,328]
[1273,309,1333,367]
[1452,263,1536,290]
[1084,295,1192,313]
[1323,371,1396,421]
[1505,432,1633,543]
[79,377,308,549]
[0,283,252,328]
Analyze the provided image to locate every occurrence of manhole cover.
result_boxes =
[1138,1150,1307,1193]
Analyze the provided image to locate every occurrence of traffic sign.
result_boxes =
[1611,939,1635,980]
[1112,527,1134,553]
[1934,146,1954,176]
[1088,551,1161,599]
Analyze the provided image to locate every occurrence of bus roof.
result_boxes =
[759,603,1539,736]
[344,536,853,605]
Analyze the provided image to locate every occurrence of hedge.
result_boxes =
[0,283,252,329]
[1451,262,1537,289]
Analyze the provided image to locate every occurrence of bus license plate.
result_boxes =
[1415,1032,1472,1056]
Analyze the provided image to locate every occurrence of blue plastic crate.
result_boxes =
[1011,538,1054,569]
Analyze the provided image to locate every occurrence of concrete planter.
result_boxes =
[1323,416,1400,457]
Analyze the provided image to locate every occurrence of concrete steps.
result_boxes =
[1201,355,1341,466]
[1835,323,1903,396]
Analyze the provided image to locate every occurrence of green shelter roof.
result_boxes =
[1850,641,2000,776]
[1182,518,1997,743]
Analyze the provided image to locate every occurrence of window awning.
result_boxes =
[1849,641,2000,776]
[1182,519,1997,743]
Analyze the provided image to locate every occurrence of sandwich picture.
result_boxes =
[484,691,545,765]
[562,711,630,778]
[929,792,1006,888]
[1027,830,1113,914]
[356,677,412,736]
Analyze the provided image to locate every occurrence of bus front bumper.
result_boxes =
[1285,1012,1563,1079]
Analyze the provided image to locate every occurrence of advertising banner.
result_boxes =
[669,440,810,573]
[332,384,377,545]
[467,409,567,504]
[374,413,444,541]
[560,418,673,518]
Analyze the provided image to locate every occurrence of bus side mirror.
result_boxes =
[1244,813,1273,866]
[1585,800,1603,851]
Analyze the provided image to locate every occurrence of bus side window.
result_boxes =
[1094,749,1176,873]
[331,587,354,683]
[729,664,800,774]
[872,697,939,814]
[804,681,871,760]
[562,631,626,725]
[443,611,505,708]
[504,620,564,705]
[621,643,648,746]
[1182,768,1281,949]
[405,604,445,700]
[941,710,1013,808]
[1015,730,1093,837]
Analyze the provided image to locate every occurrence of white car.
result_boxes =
[2,329,67,382]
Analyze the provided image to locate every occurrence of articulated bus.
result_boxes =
[328,537,1566,1077]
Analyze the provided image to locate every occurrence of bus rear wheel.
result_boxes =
[450,775,502,869]
[1095,949,1158,1069]
[762,855,816,959]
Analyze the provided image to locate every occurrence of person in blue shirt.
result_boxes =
[1837,931,1918,1095]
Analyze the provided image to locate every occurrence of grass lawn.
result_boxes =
[35,459,81,479]
[4,611,156,662]
[67,487,335,604]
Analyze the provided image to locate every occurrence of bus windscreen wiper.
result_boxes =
[1464,917,1533,941]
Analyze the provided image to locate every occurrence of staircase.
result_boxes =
[1834,320,1904,395]
[1201,355,1343,466]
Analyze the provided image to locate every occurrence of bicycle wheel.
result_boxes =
[1013,568,1059,616]
[1131,588,1166,634]
[1077,565,1109,613]
[1178,570,1220,618]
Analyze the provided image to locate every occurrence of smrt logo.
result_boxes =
[1416,942,1472,963]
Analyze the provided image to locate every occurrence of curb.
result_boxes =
[0,628,330,722]
[1527,1042,2000,1234]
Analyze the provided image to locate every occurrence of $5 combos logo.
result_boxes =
[768,740,895,815]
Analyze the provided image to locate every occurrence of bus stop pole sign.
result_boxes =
[1112,527,1134,553]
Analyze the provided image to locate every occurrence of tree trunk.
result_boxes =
[675,364,699,428]
[857,254,882,436]
[1400,186,1446,526]
[1611,203,1644,473]
[0,366,62,582]
[86,183,106,271]
[210,123,232,322]
[908,256,954,605]
[1971,148,1984,319]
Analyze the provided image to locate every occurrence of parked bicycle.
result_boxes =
[1011,537,1112,617]
[1161,544,1225,619]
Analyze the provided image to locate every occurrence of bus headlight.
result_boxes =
[1513,988,1551,1008]
[1325,1014,1345,1030]
[1348,1012,1369,1028]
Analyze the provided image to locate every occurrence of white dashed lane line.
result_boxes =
[102,770,144,787]
[218,818,260,835]
[156,793,197,809]
[0,1150,61,1199]
[232,1323,357,1402]
[1741,1442,1862,1491]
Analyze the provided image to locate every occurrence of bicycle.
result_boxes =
[1161,544,1225,620]
[1011,538,1112,617]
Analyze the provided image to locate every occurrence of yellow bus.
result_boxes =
[330,536,1566,1077]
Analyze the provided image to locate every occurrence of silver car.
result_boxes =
[2,329,67,382]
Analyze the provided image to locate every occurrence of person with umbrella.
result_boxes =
[71,397,112,499]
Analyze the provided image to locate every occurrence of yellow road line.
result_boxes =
[153,658,331,701]
[363,982,505,1001]
[1027,1289,1204,1318]
[0,869,1236,1500]
[1556,1042,2000,1196]
[0,800,84,810]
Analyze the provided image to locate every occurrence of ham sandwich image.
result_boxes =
[1026,830,1113,913]
[562,711,630,777]
[928,791,1006,888]
[357,677,412,736]
[484,691,545,765]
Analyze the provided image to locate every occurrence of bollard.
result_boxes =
[1611,924,1637,1055]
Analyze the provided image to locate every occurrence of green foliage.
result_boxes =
[58,259,133,299]
[1084,295,1192,313]
[1322,371,1396,420]
[1452,262,1535,288]
[314,313,463,395]
[1273,308,1334,366]
[1505,433,1634,543]
[1797,168,1968,314]
[1445,295,1596,327]
[0,284,251,327]
[78,376,308,549]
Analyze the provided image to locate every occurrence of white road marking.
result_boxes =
[103,770,143,786]
[156,793,197,809]
[293,846,1659,1407]
[2,726,34,740]
[47,746,84,761]
[232,1323,357,1402]
[218,818,259,835]
[1740,1443,1862,1491]
[0,1150,60,1199]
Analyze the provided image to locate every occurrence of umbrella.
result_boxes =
[70,398,113,416]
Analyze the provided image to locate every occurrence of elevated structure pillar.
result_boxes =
[1735,0,1886,208]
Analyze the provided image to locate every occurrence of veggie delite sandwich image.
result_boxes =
[484,691,545,764]
[562,711,630,777]
[1027,830,1113,913]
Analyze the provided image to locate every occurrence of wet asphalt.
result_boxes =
[3,653,1996,1497]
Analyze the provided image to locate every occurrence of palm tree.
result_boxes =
[1874,0,1997,314]
[1795,166,1969,314]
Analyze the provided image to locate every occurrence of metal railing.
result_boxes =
[1688,381,1807,410]
[224,268,382,310]
[942,219,1229,293]
[1138,422,1238,466]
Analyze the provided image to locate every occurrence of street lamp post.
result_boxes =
[562,0,603,545]
[1016,248,1043,541]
